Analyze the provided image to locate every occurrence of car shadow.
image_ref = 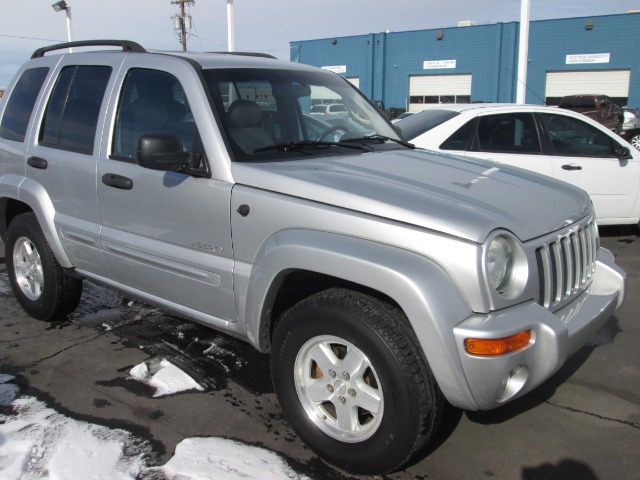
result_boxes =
[521,458,600,480]
[599,224,639,239]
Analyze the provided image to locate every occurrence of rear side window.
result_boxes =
[560,97,596,109]
[0,67,49,142]
[40,65,112,154]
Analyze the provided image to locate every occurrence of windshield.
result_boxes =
[202,68,404,162]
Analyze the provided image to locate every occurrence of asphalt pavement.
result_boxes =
[0,226,639,480]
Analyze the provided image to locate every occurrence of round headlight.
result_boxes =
[486,235,515,294]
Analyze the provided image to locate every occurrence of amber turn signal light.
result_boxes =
[465,330,532,356]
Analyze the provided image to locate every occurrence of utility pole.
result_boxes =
[171,0,194,51]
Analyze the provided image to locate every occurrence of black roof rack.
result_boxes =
[207,51,277,59]
[31,40,146,59]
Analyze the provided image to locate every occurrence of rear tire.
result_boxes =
[629,132,640,150]
[271,288,443,475]
[6,213,82,321]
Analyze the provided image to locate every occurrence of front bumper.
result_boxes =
[451,248,625,411]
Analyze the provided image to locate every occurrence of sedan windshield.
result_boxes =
[202,68,405,162]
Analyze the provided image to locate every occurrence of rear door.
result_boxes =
[25,57,118,276]
[96,57,237,323]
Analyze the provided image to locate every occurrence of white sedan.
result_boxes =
[395,104,640,226]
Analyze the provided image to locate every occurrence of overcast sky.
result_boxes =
[1,0,639,87]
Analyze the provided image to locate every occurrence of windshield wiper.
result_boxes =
[253,140,373,154]
[344,135,415,149]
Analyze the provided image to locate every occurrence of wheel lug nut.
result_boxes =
[342,372,350,381]
[326,385,334,393]
[329,369,336,378]
[338,396,346,404]
[348,388,356,397]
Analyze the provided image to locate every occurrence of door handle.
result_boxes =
[561,164,582,171]
[102,173,133,190]
[27,156,48,169]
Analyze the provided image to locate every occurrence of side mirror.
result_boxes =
[615,145,632,160]
[136,133,209,177]
[137,133,189,171]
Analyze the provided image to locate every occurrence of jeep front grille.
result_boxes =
[536,219,598,310]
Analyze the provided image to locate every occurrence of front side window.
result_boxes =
[203,68,402,162]
[40,65,111,154]
[476,113,540,153]
[112,68,200,160]
[0,67,49,142]
[540,113,618,158]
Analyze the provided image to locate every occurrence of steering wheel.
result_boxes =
[317,125,347,142]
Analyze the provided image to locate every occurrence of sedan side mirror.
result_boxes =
[136,133,209,177]
[614,145,632,160]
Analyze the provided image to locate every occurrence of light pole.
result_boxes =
[227,0,235,52]
[516,0,530,104]
[52,1,73,47]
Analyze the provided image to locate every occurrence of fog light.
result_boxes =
[465,330,532,356]
[496,365,529,402]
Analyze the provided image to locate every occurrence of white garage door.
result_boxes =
[545,70,630,105]
[310,86,342,106]
[408,74,472,112]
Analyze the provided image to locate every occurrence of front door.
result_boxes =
[539,112,640,224]
[97,66,236,322]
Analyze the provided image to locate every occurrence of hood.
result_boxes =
[230,149,591,243]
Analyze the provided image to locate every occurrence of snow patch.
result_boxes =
[147,437,309,480]
[129,358,204,397]
[0,396,152,480]
[0,380,307,479]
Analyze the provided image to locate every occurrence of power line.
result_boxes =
[0,34,64,43]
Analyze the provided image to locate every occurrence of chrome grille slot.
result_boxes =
[536,219,597,309]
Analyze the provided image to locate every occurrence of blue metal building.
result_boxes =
[290,12,640,111]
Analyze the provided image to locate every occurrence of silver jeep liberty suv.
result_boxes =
[0,40,626,475]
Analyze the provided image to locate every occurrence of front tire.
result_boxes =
[6,213,82,321]
[271,288,443,475]
[629,132,640,150]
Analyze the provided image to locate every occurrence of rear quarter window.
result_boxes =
[40,65,112,154]
[0,67,49,142]
[440,120,474,151]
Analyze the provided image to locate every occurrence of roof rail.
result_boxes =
[208,51,277,59]
[31,40,146,59]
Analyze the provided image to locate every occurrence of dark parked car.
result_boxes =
[558,94,623,132]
